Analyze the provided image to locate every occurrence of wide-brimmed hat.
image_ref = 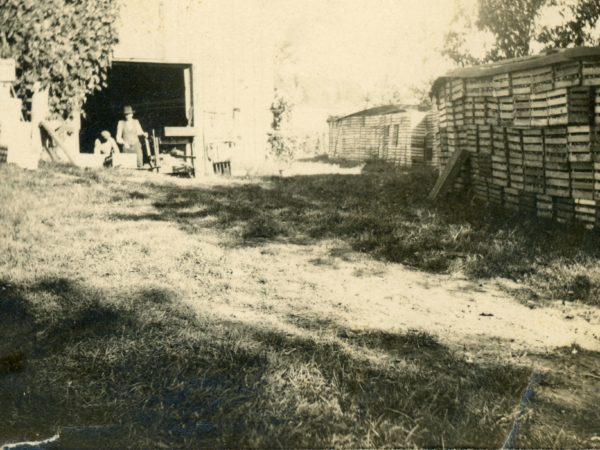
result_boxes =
[123,105,134,115]
[100,130,111,140]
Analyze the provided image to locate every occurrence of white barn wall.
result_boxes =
[113,0,274,174]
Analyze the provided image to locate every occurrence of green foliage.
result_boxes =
[477,0,547,60]
[267,92,295,161]
[0,0,119,118]
[443,0,600,65]
[538,0,600,47]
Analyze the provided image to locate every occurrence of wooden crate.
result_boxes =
[473,180,488,200]
[567,125,593,162]
[466,77,493,97]
[463,97,475,126]
[570,161,595,199]
[519,191,538,214]
[504,187,521,210]
[512,70,534,95]
[0,145,7,164]
[451,78,466,100]
[545,158,571,197]
[491,153,509,187]
[532,66,555,93]
[499,97,515,124]
[488,183,504,205]
[474,97,487,125]
[524,166,545,193]
[514,95,531,127]
[522,128,544,154]
[493,73,511,97]
[507,130,524,189]
[478,124,492,154]
[466,125,478,154]
[544,126,568,163]
[536,194,553,219]
[582,60,600,86]
[554,197,575,223]
[546,87,592,125]
[486,97,500,125]
[574,198,597,224]
[594,89,600,125]
[554,60,581,88]
[437,104,449,129]
[530,91,548,126]
[453,99,465,127]
[594,161,600,199]
[475,153,493,180]
[492,124,506,146]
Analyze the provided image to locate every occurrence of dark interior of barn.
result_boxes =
[80,62,190,152]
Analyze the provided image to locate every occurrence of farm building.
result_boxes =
[84,0,274,175]
[0,0,275,175]
[327,105,436,166]
[431,47,600,226]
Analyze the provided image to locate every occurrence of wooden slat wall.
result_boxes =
[328,110,436,167]
[432,57,600,227]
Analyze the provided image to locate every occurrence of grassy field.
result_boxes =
[1,161,599,448]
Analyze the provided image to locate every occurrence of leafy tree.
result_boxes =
[538,0,600,47]
[477,0,547,60]
[267,91,295,161]
[0,0,119,118]
[442,0,600,65]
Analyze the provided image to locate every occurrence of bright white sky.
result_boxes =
[261,0,466,130]
[120,0,580,133]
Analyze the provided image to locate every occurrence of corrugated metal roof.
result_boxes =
[431,46,600,94]
[333,104,406,121]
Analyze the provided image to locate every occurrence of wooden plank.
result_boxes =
[429,147,470,200]
[39,120,76,164]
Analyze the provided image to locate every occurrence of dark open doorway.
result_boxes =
[80,61,193,152]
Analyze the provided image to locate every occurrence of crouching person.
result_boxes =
[94,130,120,167]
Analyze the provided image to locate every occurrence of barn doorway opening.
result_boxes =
[80,61,193,153]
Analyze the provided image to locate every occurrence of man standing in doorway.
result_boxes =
[116,105,146,168]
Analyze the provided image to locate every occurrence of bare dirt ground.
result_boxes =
[2,161,600,448]
[115,165,600,446]
[133,164,600,357]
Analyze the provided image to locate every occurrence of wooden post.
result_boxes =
[39,121,76,164]
[428,147,470,200]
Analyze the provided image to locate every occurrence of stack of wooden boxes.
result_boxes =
[431,47,600,227]
[327,105,436,167]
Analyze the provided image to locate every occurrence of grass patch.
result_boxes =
[115,161,600,306]
[1,161,599,448]
[1,278,531,448]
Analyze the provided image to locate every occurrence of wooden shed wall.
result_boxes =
[328,111,436,166]
[432,56,600,226]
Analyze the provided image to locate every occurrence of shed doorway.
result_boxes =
[80,61,193,153]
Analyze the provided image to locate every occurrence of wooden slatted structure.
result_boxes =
[430,46,600,227]
[327,105,436,166]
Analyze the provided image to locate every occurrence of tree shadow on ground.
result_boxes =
[107,164,600,304]
[0,276,551,449]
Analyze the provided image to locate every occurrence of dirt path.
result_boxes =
[115,170,600,357]
[185,237,600,354]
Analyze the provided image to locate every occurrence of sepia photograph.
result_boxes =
[1,0,600,448]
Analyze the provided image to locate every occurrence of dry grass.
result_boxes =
[121,158,600,306]
[0,161,599,448]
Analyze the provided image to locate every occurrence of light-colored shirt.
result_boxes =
[94,137,119,155]
[116,119,144,147]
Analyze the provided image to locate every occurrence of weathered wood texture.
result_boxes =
[431,50,600,226]
[328,108,436,167]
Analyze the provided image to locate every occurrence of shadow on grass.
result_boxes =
[0,277,545,449]
[107,162,600,305]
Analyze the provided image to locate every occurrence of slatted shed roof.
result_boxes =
[431,46,600,94]
[331,105,406,122]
